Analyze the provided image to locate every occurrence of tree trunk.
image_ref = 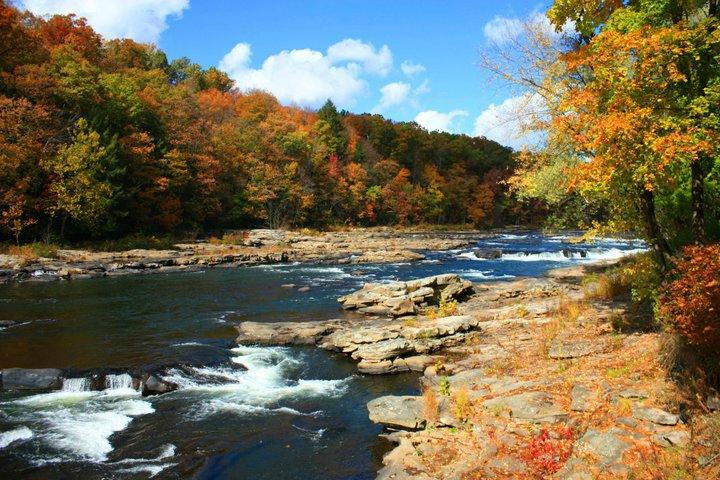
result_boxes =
[640,188,671,273]
[60,214,68,239]
[691,158,706,244]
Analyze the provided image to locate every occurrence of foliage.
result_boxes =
[659,244,720,351]
[0,0,519,243]
[520,425,574,476]
[439,376,451,396]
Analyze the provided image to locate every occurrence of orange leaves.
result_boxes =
[659,244,720,350]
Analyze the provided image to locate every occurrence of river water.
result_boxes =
[0,232,645,479]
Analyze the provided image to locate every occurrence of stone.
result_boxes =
[403,355,439,372]
[440,280,473,301]
[1,368,63,391]
[571,384,596,412]
[633,407,679,426]
[652,430,691,448]
[236,320,340,345]
[388,298,416,317]
[618,389,648,399]
[482,392,567,423]
[280,284,296,288]
[548,339,600,359]
[141,374,178,396]
[707,392,720,412]
[473,248,503,259]
[297,286,311,292]
[353,338,413,362]
[574,428,630,467]
[367,395,425,430]
[358,360,395,374]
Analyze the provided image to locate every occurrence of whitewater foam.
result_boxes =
[0,426,33,449]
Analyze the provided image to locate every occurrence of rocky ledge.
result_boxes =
[236,274,480,374]
[338,273,473,317]
[362,264,714,479]
[0,228,481,283]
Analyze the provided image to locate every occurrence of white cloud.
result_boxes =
[473,92,545,149]
[326,38,392,76]
[19,0,189,43]
[415,109,468,133]
[219,39,394,109]
[483,12,574,45]
[372,82,411,113]
[400,60,426,76]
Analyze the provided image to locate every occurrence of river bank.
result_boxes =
[235,262,720,479]
[0,228,487,284]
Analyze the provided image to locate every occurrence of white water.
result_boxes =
[163,345,349,419]
[0,426,33,449]
[2,376,152,465]
[459,247,647,263]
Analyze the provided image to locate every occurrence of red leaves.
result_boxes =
[659,244,720,350]
[521,426,575,476]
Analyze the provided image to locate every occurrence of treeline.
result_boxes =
[0,1,518,243]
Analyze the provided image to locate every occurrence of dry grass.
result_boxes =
[423,386,439,426]
[583,272,628,300]
[453,387,472,424]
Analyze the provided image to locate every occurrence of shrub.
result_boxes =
[422,386,439,426]
[659,244,720,351]
[521,426,574,476]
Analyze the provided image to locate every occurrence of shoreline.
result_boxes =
[0,228,490,284]
[233,256,710,479]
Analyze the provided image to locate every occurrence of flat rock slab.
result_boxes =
[482,391,567,423]
[1,368,63,391]
[548,339,602,359]
[559,428,631,477]
[367,395,425,430]
[235,320,341,345]
[633,407,680,426]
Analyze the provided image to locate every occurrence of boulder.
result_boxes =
[353,338,413,362]
[633,407,679,426]
[236,320,340,345]
[1,368,62,391]
[473,248,503,259]
[141,374,178,396]
[367,395,425,430]
[651,430,691,448]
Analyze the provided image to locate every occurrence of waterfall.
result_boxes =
[61,377,91,392]
[104,373,135,391]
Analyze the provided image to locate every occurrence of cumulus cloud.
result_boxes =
[19,0,189,43]
[372,82,411,113]
[400,60,426,76]
[415,109,468,133]
[326,38,392,76]
[219,39,393,109]
[473,93,545,149]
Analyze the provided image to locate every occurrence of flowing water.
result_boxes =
[0,232,645,479]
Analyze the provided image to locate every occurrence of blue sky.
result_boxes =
[18,0,551,147]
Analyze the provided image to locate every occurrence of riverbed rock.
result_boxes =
[141,374,178,396]
[338,274,473,317]
[236,320,341,345]
[482,391,567,423]
[367,395,425,430]
[633,407,679,425]
[1,368,63,391]
[473,248,503,259]
[651,429,691,447]
[548,339,602,359]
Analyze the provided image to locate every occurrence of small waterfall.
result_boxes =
[61,377,91,392]
[105,373,135,391]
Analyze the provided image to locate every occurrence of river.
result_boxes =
[0,232,645,479]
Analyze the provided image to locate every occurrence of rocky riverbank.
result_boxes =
[0,228,483,284]
[235,261,720,479]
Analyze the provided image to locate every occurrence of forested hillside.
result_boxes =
[0,1,518,243]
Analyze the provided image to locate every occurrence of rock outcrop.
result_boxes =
[338,274,473,317]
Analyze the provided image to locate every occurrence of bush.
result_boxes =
[659,244,720,351]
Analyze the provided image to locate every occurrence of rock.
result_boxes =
[571,384,596,412]
[236,320,340,345]
[338,274,473,317]
[403,355,439,372]
[618,389,648,399]
[633,407,679,426]
[1,368,63,391]
[482,392,567,423]
[652,430,691,448]
[367,395,425,430]
[141,374,178,396]
[280,284,296,289]
[358,360,395,374]
[473,248,502,259]
[707,392,720,411]
[548,339,601,359]
[571,428,630,468]
[353,338,413,362]
[297,286,311,293]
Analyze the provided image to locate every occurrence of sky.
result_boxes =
[16,0,553,149]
